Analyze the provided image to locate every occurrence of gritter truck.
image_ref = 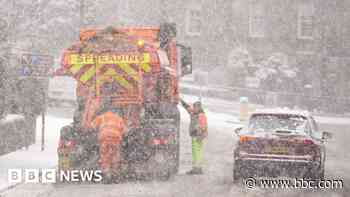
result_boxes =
[56,23,192,180]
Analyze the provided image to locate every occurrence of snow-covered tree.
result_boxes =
[226,48,253,87]
[255,53,298,92]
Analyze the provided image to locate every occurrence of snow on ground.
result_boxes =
[0,115,71,191]
[0,104,239,192]
[181,93,350,126]
[0,115,25,124]
[0,102,242,194]
[0,104,244,197]
[1,94,349,195]
[314,116,350,125]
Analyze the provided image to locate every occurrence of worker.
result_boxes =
[180,99,208,175]
[92,98,126,183]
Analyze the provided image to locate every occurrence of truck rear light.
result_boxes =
[161,139,168,144]
[153,139,161,145]
[152,139,168,145]
[303,139,314,145]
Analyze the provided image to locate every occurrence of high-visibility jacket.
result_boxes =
[181,100,208,138]
[190,112,207,137]
[92,111,125,142]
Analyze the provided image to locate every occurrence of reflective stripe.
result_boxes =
[97,68,132,90]
[141,63,151,72]
[79,63,139,85]
[141,53,151,73]
[80,65,98,83]
[142,53,151,63]
[118,63,140,82]
[70,64,85,74]
[66,53,153,89]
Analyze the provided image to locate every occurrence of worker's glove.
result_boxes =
[198,130,208,140]
[180,99,189,109]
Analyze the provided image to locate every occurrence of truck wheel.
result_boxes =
[166,144,179,175]
[307,166,324,180]
[173,108,181,174]
[171,118,180,174]
[173,144,180,174]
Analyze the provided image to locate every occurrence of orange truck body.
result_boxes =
[57,25,188,178]
[59,27,180,129]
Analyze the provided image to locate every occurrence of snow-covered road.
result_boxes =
[1,98,350,197]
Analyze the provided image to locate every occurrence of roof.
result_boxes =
[252,108,311,117]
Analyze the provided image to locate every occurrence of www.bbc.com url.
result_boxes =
[244,177,344,190]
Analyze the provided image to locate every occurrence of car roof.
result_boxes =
[252,108,311,118]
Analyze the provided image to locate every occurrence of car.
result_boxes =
[233,109,332,182]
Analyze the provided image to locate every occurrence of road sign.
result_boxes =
[21,65,32,76]
[20,54,53,77]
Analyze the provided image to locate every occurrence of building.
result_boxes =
[98,0,232,72]
[229,0,350,111]
[90,0,350,111]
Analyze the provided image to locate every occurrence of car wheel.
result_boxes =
[319,168,325,180]
[313,163,325,180]
[315,156,325,180]
[305,166,324,180]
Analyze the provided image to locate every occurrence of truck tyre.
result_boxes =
[172,117,180,174]
[167,105,180,175]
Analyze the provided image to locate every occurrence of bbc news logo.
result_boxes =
[8,169,103,183]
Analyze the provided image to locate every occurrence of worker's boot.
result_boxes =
[112,171,122,184]
[196,167,203,175]
[186,167,203,175]
[186,168,195,175]
[102,172,112,184]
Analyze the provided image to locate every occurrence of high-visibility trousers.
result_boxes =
[99,139,121,174]
[192,137,204,168]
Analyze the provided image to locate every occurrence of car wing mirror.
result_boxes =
[322,131,332,140]
[234,127,243,136]
[177,44,192,76]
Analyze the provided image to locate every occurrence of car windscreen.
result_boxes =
[248,114,308,134]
